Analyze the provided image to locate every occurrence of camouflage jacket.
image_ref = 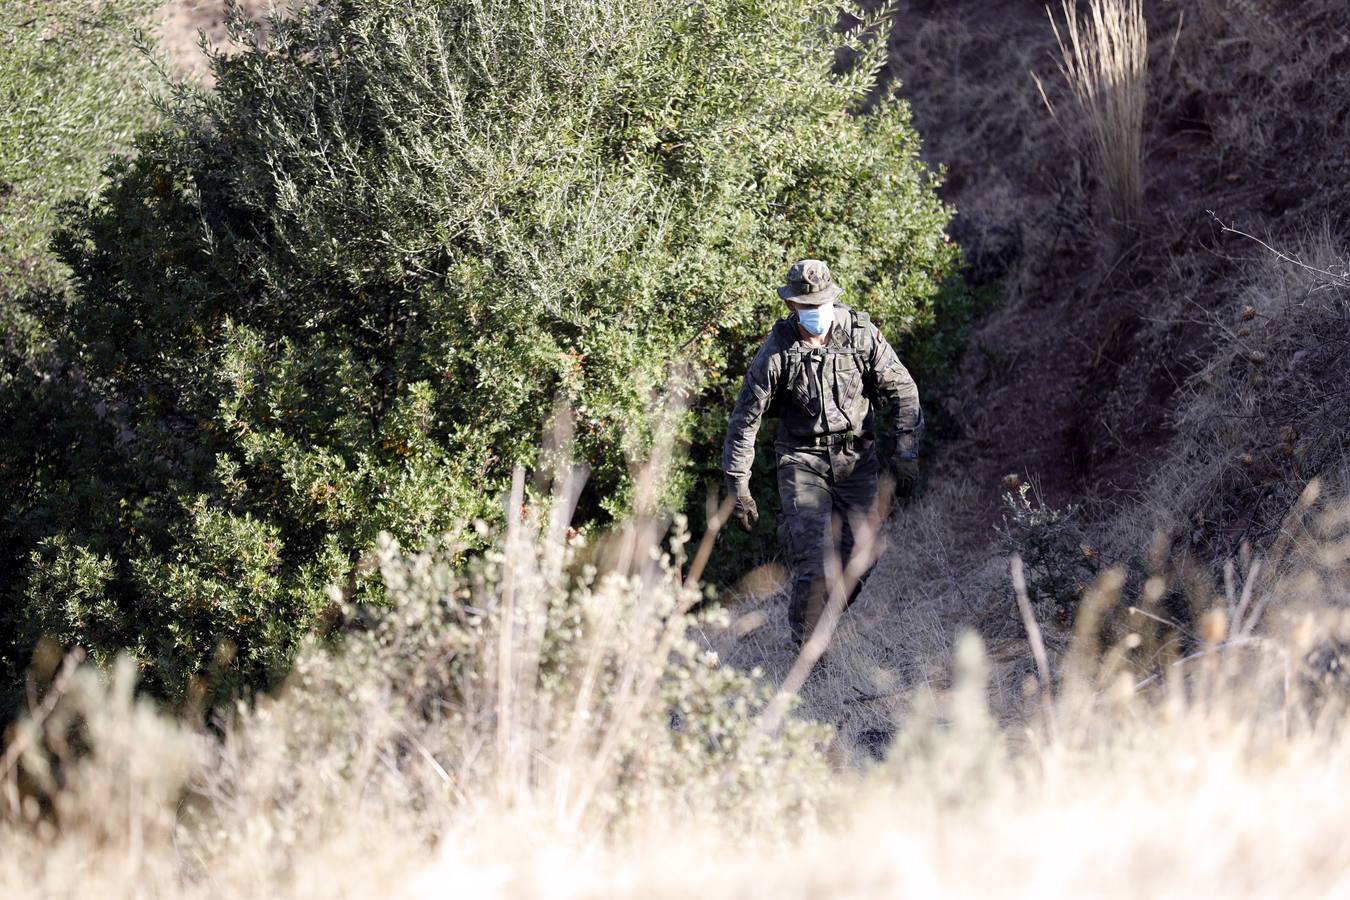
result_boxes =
[721,305,923,496]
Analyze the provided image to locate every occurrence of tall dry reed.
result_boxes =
[1038,0,1149,228]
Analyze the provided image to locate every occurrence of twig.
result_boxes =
[1162,9,1185,82]
[1232,559,1262,637]
[1131,636,1287,693]
[1208,212,1350,288]
[846,688,906,706]
[683,495,734,592]
[1128,605,1198,640]
[1011,554,1058,742]
[2,648,87,815]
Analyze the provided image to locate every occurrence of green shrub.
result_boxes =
[0,0,159,291]
[0,0,161,711]
[998,482,1099,632]
[3,0,957,704]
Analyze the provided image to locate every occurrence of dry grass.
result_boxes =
[705,475,1019,756]
[8,502,1350,897]
[1106,230,1350,566]
[1037,0,1149,230]
[9,411,1350,898]
[5,407,1350,898]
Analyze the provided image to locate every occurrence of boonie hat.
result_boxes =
[777,259,842,306]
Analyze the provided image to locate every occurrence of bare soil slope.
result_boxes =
[156,0,269,79]
[890,0,1345,520]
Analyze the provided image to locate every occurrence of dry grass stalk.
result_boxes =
[1037,0,1148,227]
[1010,553,1057,742]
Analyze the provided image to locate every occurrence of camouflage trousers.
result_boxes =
[775,438,881,644]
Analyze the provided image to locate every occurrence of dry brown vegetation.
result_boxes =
[7,0,1350,895]
[1038,0,1149,229]
[7,485,1350,897]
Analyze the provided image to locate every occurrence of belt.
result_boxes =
[806,431,869,448]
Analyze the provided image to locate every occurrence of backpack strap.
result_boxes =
[849,308,874,357]
[764,318,798,418]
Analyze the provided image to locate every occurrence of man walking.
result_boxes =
[722,259,923,645]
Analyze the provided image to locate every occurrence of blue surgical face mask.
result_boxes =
[796,303,833,336]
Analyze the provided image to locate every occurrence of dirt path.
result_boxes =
[156,0,270,79]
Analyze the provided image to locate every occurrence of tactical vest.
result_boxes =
[767,308,876,436]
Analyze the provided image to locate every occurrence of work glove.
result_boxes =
[732,493,759,533]
[890,456,920,499]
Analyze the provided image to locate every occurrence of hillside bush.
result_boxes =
[998,481,1099,633]
[0,0,159,291]
[2,0,958,705]
[0,0,162,710]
